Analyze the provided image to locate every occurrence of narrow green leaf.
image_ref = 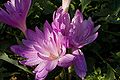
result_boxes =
[116,51,120,57]
[105,65,116,80]
[80,0,91,12]
[0,67,7,80]
[0,52,32,74]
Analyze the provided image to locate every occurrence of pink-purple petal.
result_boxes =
[46,60,58,71]
[33,62,47,73]
[35,69,48,80]
[73,50,87,79]
[0,0,31,33]
[78,32,98,48]
[20,58,42,66]
[11,45,38,58]
[72,9,83,24]
[58,54,75,67]
[22,39,38,48]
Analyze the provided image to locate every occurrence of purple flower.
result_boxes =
[0,0,31,34]
[11,21,75,80]
[9,4,99,79]
[52,7,72,37]
[73,49,87,80]
[70,10,100,49]
[52,7,72,48]
[52,8,99,49]
[52,7,100,79]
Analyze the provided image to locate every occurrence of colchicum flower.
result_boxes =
[70,10,100,49]
[52,7,100,79]
[11,21,75,80]
[0,0,99,79]
[53,8,99,49]
[0,0,31,34]
[72,49,87,80]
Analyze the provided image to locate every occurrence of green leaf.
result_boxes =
[105,65,116,80]
[80,0,91,12]
[0,67,7,80]
[0,52,32,74]
[116,51,120,57]
[42,1,57,15]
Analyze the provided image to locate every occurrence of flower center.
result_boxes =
[49,53,58,60]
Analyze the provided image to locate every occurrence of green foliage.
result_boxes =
[0,52,32,74]
[116,51,120,57]
[86,67,106,80]
[80,0,91,12]
[105,65,116,80]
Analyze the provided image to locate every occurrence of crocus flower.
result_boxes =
[11,21,75,80]
[0,0,31,34]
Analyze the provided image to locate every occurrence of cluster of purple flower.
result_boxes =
[0,0,99,80]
